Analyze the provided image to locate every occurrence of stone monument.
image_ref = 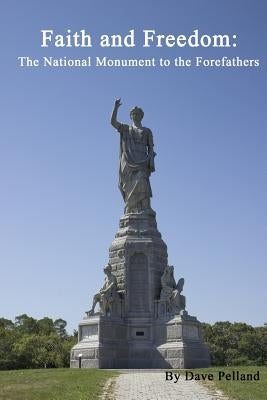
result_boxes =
[70,99,210,368]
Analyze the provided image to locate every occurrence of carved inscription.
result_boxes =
[129,253,149,313]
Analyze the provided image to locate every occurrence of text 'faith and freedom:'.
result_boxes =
[40,29,238,48]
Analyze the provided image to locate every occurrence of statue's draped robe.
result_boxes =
[117,123,155,211]
[94,274,118,315]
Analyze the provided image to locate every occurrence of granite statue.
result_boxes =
[160,265,186,313]
[88,263,118,316]
[70,99,210,369]
[111,99,156,214]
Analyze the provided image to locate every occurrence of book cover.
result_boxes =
[0,0,266,398]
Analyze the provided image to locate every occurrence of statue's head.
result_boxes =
[130,106,144,123]
[104,263,112,274]
[167,265,174,275]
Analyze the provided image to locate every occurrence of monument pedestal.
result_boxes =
[70,210,210,368]
[70,313,209,368]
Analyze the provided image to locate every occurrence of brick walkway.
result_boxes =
[103,371,229,400]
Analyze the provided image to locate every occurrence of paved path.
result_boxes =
[103,371,229,400]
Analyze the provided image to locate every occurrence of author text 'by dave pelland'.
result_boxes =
[165,370,260,383]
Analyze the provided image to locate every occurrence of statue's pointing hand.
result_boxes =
[115,98,122,107]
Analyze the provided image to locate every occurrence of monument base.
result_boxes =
[70,312,210,369]
[70,209,210,369]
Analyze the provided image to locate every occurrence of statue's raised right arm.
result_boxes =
[110,98,122,130]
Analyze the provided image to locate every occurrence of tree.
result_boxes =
[37,317,56,335]
[0,314,77,370]
[255,327,267,365]
[0,318,14,330]
[13,334,65,368]
[202,321,267,366]
[53,319,67,338]
[0,319,19,369]
[15,314,38,334]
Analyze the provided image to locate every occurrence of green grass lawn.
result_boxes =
[0,368,118,400]
[185,366,267,400]
[1,366,266,400]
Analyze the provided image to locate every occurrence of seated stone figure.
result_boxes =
[160,265,186,313]
[88,263,118,316]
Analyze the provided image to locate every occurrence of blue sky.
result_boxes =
[0,0,266,333]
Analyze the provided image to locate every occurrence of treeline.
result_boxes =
[0,315,77,370]
[202,321,267,366]
[1,316,266,370]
